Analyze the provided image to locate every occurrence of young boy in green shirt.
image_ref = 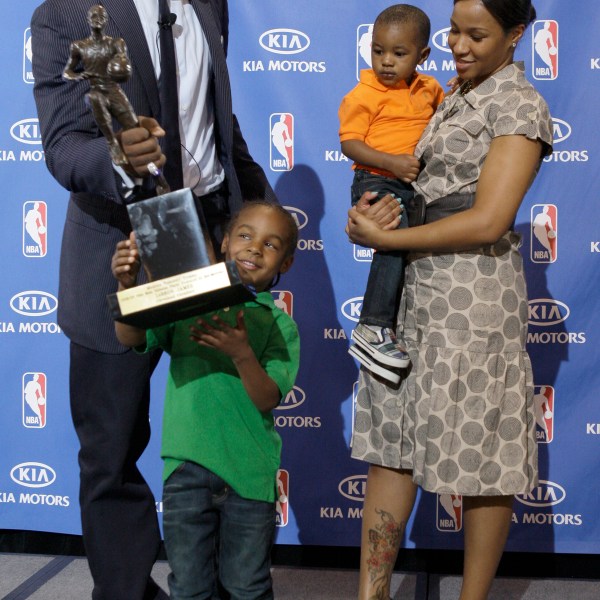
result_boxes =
[112,201,300,600]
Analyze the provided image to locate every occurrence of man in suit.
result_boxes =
[30,1,276,598]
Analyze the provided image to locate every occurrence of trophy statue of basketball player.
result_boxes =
[64,4,248,327]
[63,4,169,194]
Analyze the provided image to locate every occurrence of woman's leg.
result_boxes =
[459,495,514,600]
[358,465,417,600]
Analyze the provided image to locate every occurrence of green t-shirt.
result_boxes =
[145,292,299,502]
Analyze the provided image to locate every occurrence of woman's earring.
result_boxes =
[512,42,517,47]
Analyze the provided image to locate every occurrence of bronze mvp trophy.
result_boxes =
[64,5,253,328]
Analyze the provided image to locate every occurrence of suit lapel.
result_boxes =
[102,0,161,117]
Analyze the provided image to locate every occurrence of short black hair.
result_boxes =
[227,200,299,258]
[374,4,432,50]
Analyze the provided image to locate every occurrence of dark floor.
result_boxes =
[1,552,599,599]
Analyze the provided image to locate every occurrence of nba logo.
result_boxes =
[532,20,558,80]
[534,385,554,443]
[23,28,34,84]
[23,201,48,258]
[356,24,373,80]
[270,113,294,171]
[276,469,289,527]
[436,494,462,532]
[272,290,293,317]
[23,372,47,429]
[354,245,373,262]
[530,204,557,263]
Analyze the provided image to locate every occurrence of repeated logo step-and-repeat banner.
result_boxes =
[2,1,599,554]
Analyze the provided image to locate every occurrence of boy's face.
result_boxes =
[371,22,430,87]
[221,206,294,292]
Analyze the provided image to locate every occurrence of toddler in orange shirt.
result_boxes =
[338,4,444,383]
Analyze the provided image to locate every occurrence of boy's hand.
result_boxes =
[191,311,282,413]
[386,154,420,183]
[111,232,140,290]
[189,311,252,361]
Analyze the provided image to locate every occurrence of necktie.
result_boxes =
[157,0,184,190]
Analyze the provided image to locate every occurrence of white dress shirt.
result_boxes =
[132,0,224,195]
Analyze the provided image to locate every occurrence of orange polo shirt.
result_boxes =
[339,69,445,177]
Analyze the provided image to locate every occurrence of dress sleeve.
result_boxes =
[490,89,553,157]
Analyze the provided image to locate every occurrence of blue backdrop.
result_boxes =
[2,0,599,554]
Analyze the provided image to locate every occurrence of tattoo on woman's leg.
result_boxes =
[366,508,405,600]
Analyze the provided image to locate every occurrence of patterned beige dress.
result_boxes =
[351,62,553,496]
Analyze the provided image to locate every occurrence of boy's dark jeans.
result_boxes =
[351,169,411,329]
[163,461,276,599]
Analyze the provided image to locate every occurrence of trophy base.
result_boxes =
[107,261,255,329]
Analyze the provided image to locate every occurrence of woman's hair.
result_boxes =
[454,0,536,31]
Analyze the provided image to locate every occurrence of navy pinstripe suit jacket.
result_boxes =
[31,0,276,354]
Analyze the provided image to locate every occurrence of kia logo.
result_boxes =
[338,475,367,501]
[515,480,566,507]
[528,299,569,326]
[10,291,58,316]
[10,118,42,145]
[551,118,571,144]
[283,205,308,230]
[276,386,306,411]
[432,27,452,53]
[10,462,56,488]
[259,29,310,55]
[341,297,363,323]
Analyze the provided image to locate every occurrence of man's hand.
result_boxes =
[117,116,166,177]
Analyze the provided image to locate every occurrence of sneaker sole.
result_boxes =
[348,344,401,385]
[351,329,410,369]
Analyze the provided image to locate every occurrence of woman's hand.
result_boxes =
[346,205,393,251]
[353,191,402,230]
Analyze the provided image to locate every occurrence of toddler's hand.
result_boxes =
[387,154,420,183]
[446,75,462,95]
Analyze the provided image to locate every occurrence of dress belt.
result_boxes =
[425,193,476,223]
[405,192,475,227]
